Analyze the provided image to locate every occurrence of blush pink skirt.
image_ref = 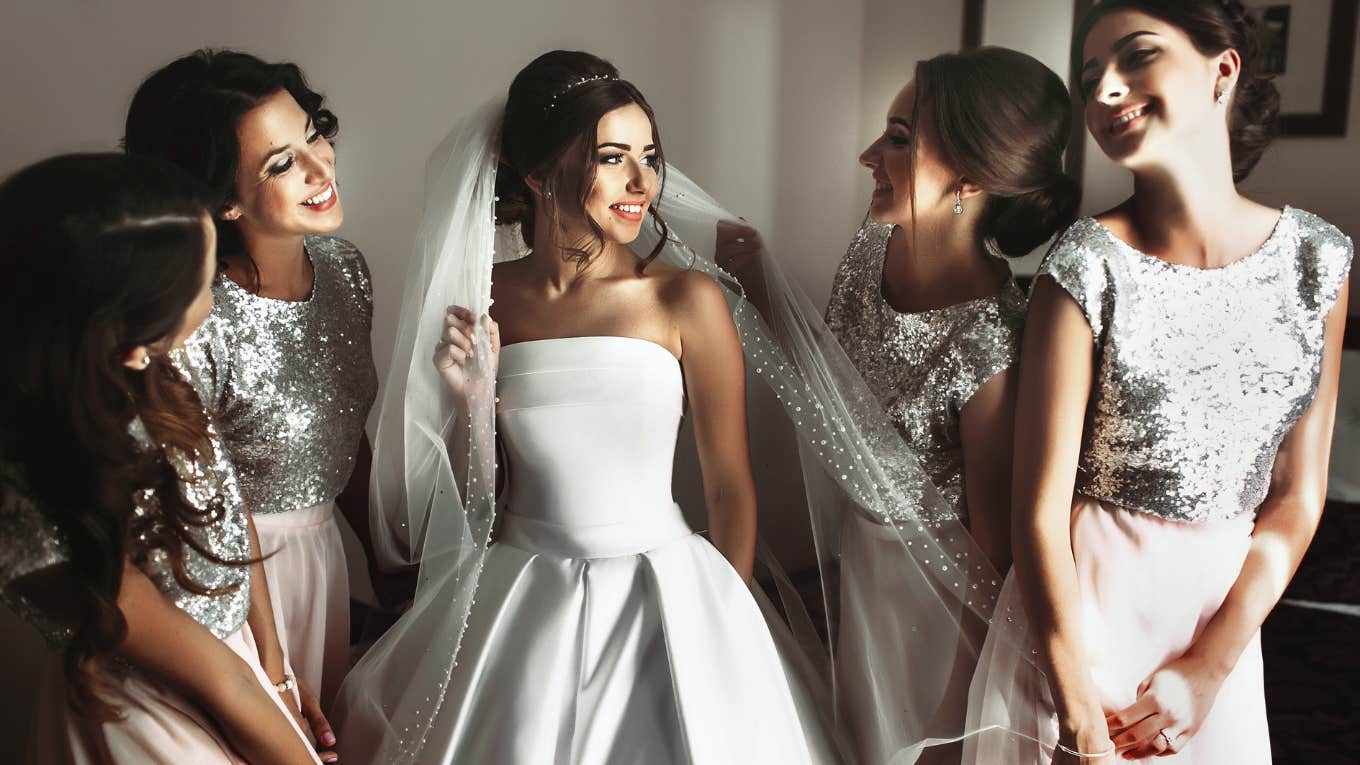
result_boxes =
[965,497,1271,764]
[28,623,319,764]
[255,501,350,708]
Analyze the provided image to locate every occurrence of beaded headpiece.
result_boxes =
[544,74,617,116]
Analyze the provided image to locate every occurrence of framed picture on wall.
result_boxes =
[1247,0,1358,136]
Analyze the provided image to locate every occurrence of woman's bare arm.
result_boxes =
[671,271,758,581]
[1009,277,1111,759]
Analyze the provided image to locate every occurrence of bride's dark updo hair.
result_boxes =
[912,47,1082,257]
[1074,0,1281,183]
[495,50,669,270]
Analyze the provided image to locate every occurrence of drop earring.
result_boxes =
[953,189,964,215]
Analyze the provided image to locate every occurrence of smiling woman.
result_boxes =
[965,2,1353,764]
[332,49,845,765]
[493,52,671,272]
[124,50,381,717]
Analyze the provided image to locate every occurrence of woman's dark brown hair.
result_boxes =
[907,46,1082,257]
[123,48,339,292]
[0,153,243,719]
[1074,0,1280,183]
[495,50,670,271]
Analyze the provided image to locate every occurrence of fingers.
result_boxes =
[1110,713,1167,755]
[1106,695,1157,733]
[482,315,501,354]
[1154,729,1186,756]
[302,693,336,749]
[436,306,476,369]
[444,307,476,346]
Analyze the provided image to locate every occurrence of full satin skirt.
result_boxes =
[27,623,319,765]
[414,504,841,765]
[255,500,350,707]
[964,497,1269,764]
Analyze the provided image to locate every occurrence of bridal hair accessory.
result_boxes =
[1055,740,1116,759]
[545,74,618,115]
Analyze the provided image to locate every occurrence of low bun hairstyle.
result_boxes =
[495,50,669,271]
[987,173,1084,257]
[913,47,1082,257]
[1074,0,1281,183]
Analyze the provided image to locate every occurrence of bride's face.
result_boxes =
[582,103,659,245]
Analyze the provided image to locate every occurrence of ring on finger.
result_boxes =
[1158,730,1172,749]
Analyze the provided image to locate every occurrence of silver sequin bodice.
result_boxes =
[0,398,252,645]
[183,235,377,515]
[825,220,1026,521]
[1044,208,1352,523]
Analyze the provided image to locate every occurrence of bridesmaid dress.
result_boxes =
[966,207,1353,764]
[183,233,377,706]
[824,219,1026,763]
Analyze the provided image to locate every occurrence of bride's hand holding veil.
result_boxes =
[434,305,501,397]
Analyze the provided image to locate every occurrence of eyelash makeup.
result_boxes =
[598,153,658,167]
[268,130,324,176]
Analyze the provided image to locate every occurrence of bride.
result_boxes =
[333,49,840,764]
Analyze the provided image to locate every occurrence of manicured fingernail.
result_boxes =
[324,733,336,745]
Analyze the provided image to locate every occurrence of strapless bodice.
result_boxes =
[496,337,684,539]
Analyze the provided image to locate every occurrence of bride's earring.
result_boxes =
[953,189,964,215]
[1216,89,1230,105]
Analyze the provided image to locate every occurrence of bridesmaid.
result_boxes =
[968,1,1351,763]
[824,47,1077,763]
[123,49,380,707]
[0,153,331,764]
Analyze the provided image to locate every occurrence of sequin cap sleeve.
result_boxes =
[1290,208,1353,312]
[181,311,235,412]
[1037,218,1111,342]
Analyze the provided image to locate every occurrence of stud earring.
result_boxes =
[1216,90,1229,105]
[953,189,964,215]
[137,354,151,370]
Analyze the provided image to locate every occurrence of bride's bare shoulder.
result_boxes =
[652,265,729,322]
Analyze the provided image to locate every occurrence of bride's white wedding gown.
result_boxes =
[418,335,839,764]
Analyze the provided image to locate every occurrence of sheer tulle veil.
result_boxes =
[333,94,1036,763]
